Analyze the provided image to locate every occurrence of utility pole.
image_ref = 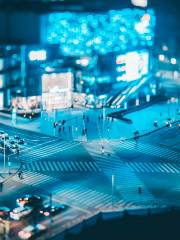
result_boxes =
[3,138,6,171]
[111,174,114,209]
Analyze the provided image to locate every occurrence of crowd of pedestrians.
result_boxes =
[53,112,116,140]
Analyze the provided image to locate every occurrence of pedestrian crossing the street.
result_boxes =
[20,140,81,163]
[85,142,155,206]
[22,160,101,173]
[12,171,60,189]
[111,140,180,162]
[52,182,137,210]
[126,161,180,174]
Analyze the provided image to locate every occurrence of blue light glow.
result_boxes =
[45,9,156,56]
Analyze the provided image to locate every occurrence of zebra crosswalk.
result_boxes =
[11,170,137,210]
[111,140,180,162]
[84,142,155,205]
[12,171,60,189]
[20,140,81,163]
[22,160,101,173]
[52,182,137,210]
[126,161,180,174]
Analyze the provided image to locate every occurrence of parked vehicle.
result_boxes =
[0,131,9,140]
[0,207,10,220]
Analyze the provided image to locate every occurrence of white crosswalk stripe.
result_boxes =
[22,160,101,172]
[84,142,156,206]
[111,140,180,162]
[52,182,136,210]
[12,170,137,210]
[12,171,60,188]
[20,141,81,163]
[126,161,180,174]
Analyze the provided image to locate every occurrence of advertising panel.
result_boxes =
[116,50,149,82]
[41,72,73,110]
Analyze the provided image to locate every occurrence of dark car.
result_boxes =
[0,207,10,220]
[0,131,9,140]
[14,136,21,140]
[16,195,43,209]
[18,139,25,145]
[39,204,68,217]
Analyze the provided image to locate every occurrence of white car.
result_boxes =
[18,224,47,240]
[10,206,33,220]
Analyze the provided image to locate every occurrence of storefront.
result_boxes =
[41,71,74,110]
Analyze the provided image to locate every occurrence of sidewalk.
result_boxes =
[0,112,42,133]
[0,100,180,142]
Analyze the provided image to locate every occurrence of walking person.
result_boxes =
[101,145,104,154]
[153,120,158,127]
[138,187,142,194]
[18,170,23,180]
[69,126,71,133]
[17,148,20,156]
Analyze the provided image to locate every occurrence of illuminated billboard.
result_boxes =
[28,50,47,61]
[131,0,148,8]
[41,72,73,110]
[116,50,149,82]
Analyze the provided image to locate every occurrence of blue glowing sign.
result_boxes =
[29,50,47,61]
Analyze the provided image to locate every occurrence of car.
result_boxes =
[9,140,17,146]
[0,141,12,153]
[18,138,25,145]
[14,135,21,140]
[16,195,43,209]
[10,206,33,220]
[18,224,47,240]
[11,136,25,145]
[8,140,19,149]
[5,142,18,154]
[39,204,68,217]
[0,207,10,220]
[0,131,9,140]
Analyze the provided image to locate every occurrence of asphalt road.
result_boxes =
[0,122,180,239]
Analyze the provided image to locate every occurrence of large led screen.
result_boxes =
[116,50,149,82]
[41,72,73,110]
